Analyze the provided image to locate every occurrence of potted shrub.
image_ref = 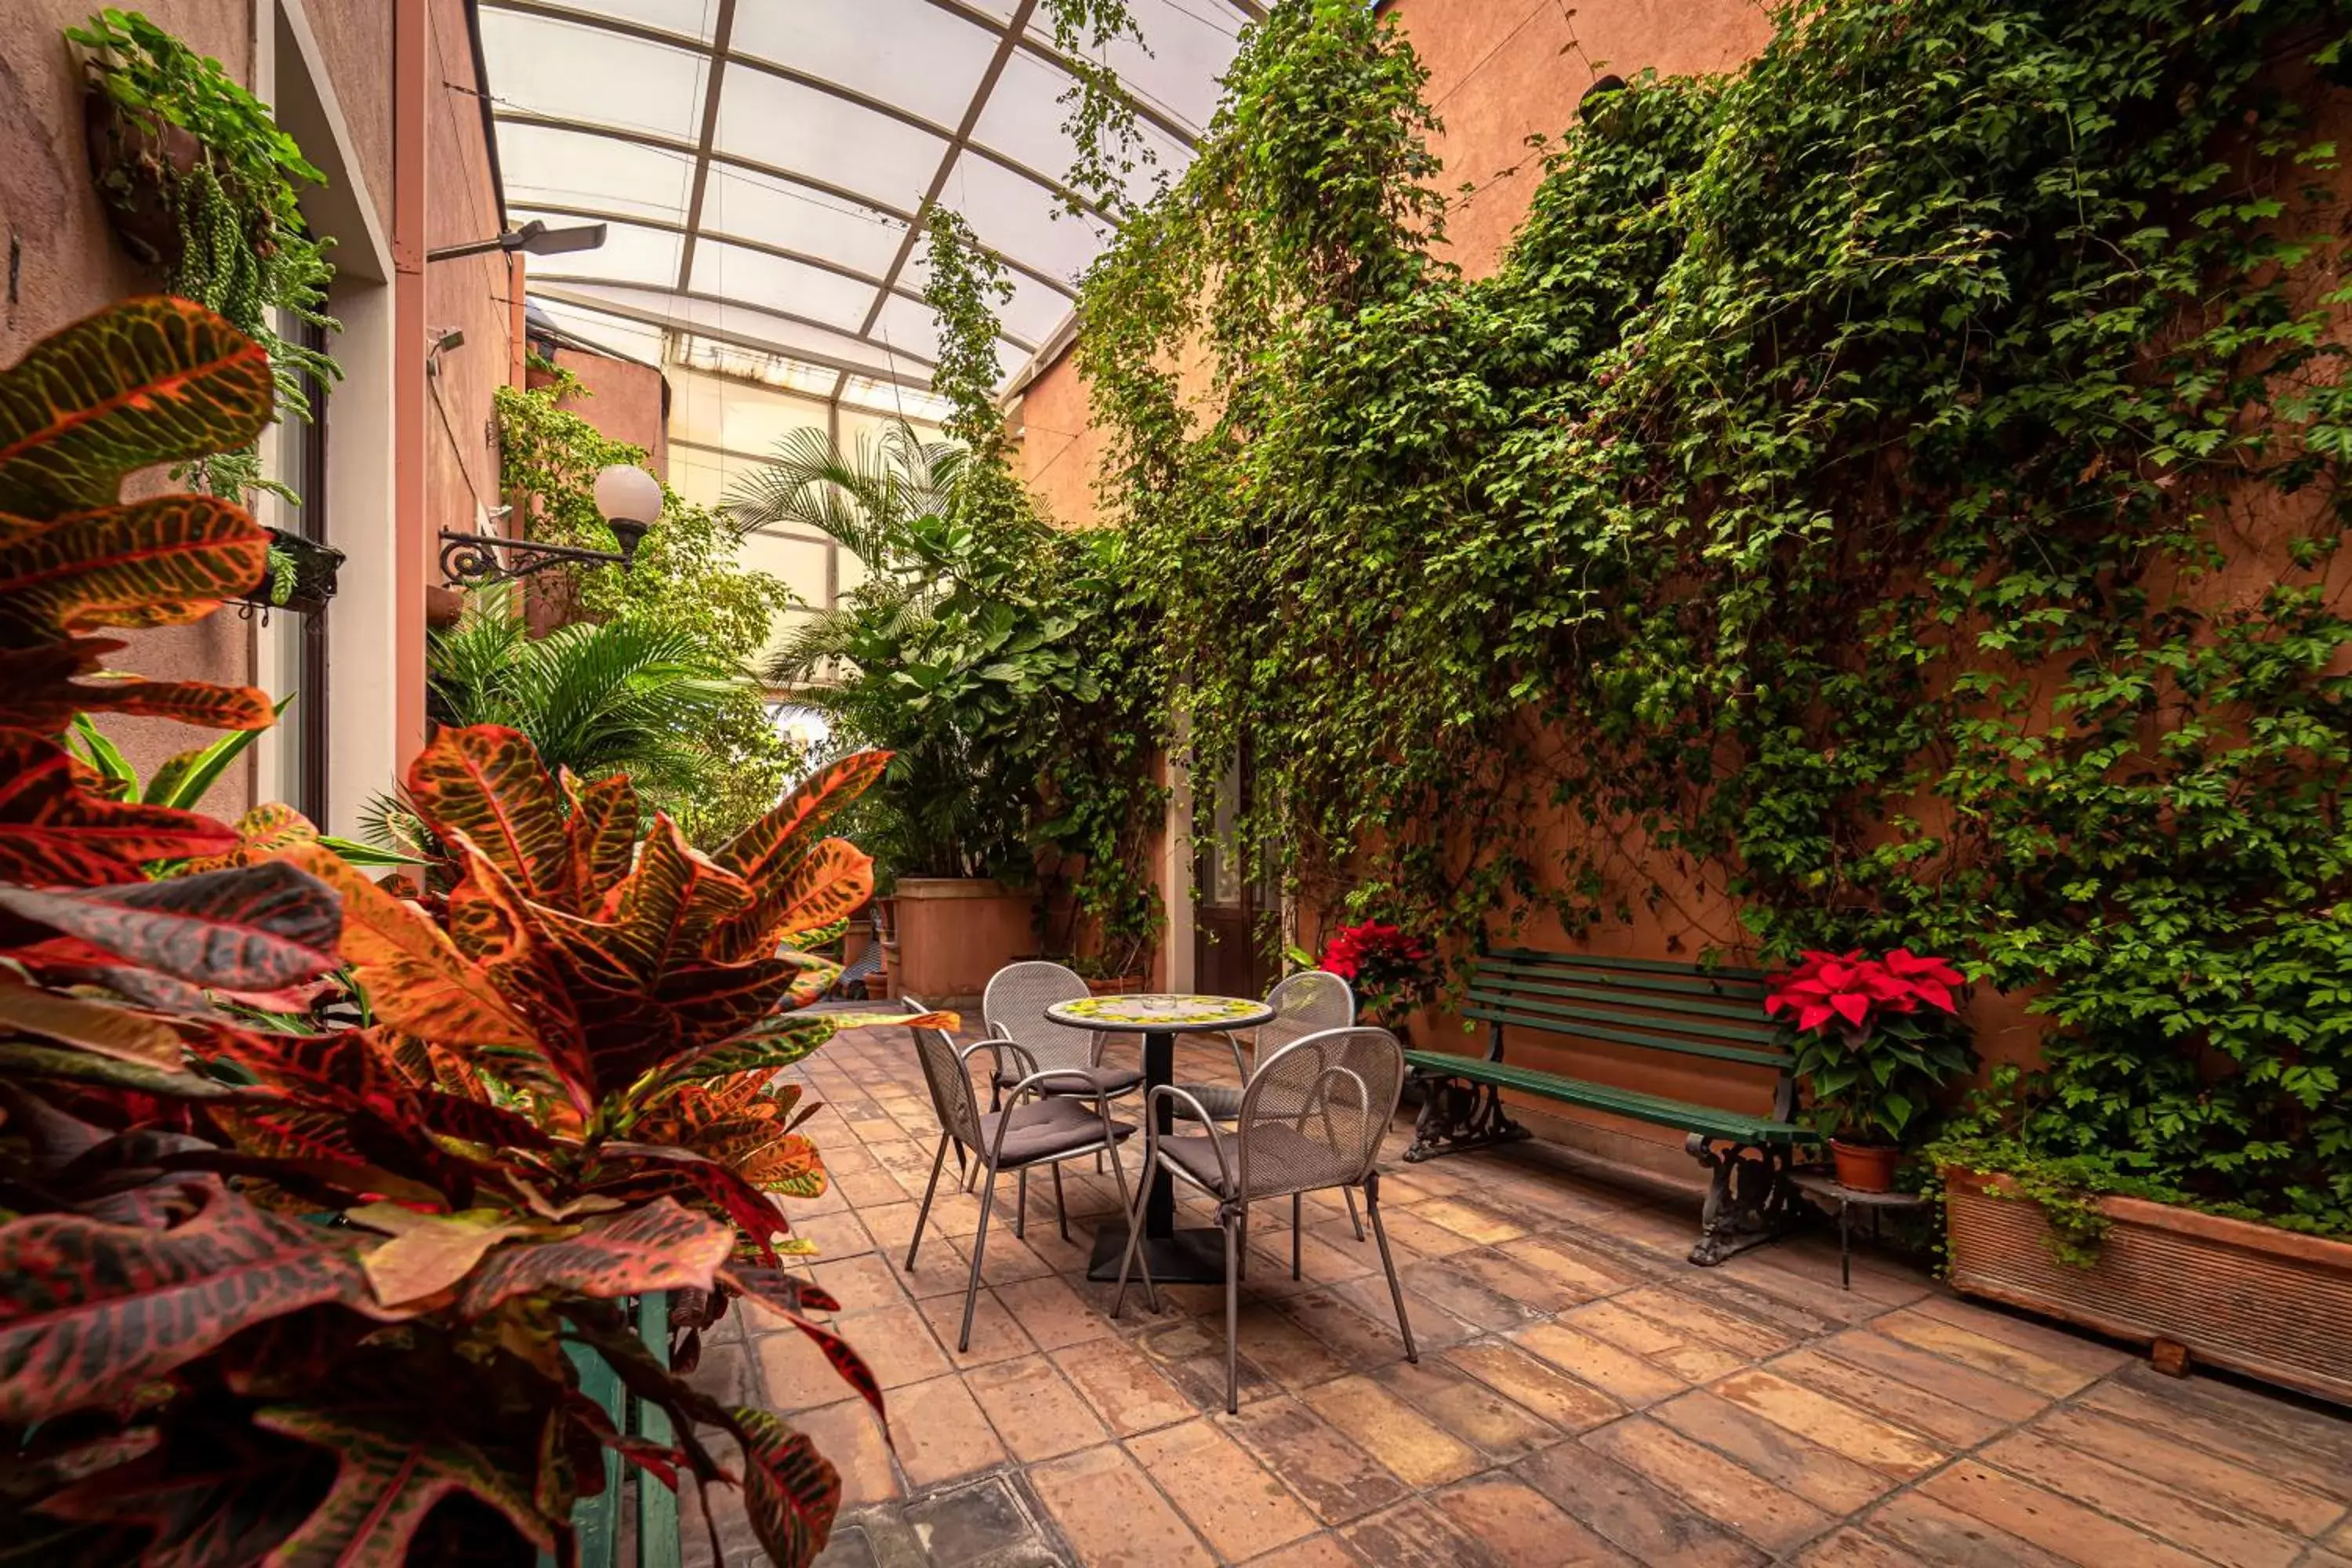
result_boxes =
[1766,948,1975,1192]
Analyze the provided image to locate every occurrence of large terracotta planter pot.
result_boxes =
[1084,975,1142,997]
[891,879,1037,1006]
[1944,1168,2352,1406]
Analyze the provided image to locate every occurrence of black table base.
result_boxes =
[1086,1221,1227,1284]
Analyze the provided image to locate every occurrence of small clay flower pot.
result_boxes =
[1831,1138,1900,1193]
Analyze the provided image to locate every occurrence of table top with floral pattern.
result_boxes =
[1044,993,1276,1030]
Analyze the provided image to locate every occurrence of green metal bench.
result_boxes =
[1402,946,1807,1265]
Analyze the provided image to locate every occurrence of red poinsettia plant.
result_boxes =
[1764,949,1975,1147]
[1318,919,1436,1024]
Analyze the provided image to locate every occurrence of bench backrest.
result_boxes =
[1466,946,1791,1075]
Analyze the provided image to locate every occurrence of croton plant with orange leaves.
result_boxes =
[0,299,915,1565]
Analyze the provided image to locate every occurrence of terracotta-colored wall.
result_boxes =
[298,0,392,241]
[1392,0,1771,278]
[423,0,512,543]
[1012,352,1104,527]
[537,345,670,479]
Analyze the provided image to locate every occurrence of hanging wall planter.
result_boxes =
[234,527,344,616]
[79,85,200,267]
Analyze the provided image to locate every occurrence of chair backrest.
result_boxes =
[982,960,1096,1073]
[1255,969,1355,1067]
[902,994,982,1150]
[1235,1025,1403,1200]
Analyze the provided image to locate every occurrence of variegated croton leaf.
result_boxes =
[406,724,577,907]
[0,728,238,885]
[0,298,278,739]
[249,1405,555,1563]
[0,296,274,517]
[0,1177,369,1425]
[735,1407,844,1568]
[0,860,341,992]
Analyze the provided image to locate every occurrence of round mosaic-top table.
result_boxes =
[1045,993,1276,1283]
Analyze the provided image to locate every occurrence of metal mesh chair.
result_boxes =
[1174,969,1365,1239]
[982,961,1146,1102]
[899,996,1139,1352]
[1112,1025,1417,1411]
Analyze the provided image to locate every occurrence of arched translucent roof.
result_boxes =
[477,0,1256,401]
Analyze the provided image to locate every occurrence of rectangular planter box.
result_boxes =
[1944,1168,2352,1407]
[891,878,1037,1007]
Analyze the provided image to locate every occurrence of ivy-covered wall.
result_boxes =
[1072,0,2352,1229]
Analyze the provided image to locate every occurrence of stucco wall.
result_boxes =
[296,0,392,242]
[541,345,670,477]
[423,0,512,543]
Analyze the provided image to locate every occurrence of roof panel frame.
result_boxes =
[482,0,1123,228]
[509,200,1047,345]
[489,110,1080,298]
[532,281,946,394]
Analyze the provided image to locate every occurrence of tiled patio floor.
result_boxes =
[684,1022,2352,1567]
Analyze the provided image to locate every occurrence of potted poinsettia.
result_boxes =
[1765,948,1976,1191]
[1319,918,1436,1033]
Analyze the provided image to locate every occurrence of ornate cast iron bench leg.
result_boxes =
[1686,1134,1794,1265]
[1403,1072,1533,1163]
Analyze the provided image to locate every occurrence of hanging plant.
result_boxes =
[69,8,340,502]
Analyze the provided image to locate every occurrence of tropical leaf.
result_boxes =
[0,728,238,884]
[713,750,891,884]
[0,975,183,1064]
[0,296,274,517]
[274,844,544,1058]
[604,818,755,978]
[67,713,136,795]
[0,1040,234,1098]
[405,724,575,905]
[180,801,319,873]
[0,1177,364,1425]
[561,768,639,909]
[143,694,296,811]
[0,861,339,990]
[0,496,267,643]
[346,1204,531,1309]
[716,837,873,958]
[251,1406,554,1563]
[650,1014,837,1094]
[34,1419,336,1568]
[71,675,275,731]
[734,1407,842,1568]
[456,1197,733,1318]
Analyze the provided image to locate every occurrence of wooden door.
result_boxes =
[1193,759,1274,999]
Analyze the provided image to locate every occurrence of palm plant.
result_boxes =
[730,419,971,687]
[424,589,758,802]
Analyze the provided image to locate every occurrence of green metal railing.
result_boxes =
[544,1293,681,1568]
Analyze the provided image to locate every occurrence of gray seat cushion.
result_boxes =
[1171,1082,1243,1121]
[977,1098,1134,1169]
[993,1062,1145,1098]
[1156,1124,1356,1198]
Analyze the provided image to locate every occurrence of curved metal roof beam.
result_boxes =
[531,282,947,394]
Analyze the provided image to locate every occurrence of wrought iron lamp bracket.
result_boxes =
[437,528,633,589]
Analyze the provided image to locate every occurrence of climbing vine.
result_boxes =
[1080,0,2352,1229]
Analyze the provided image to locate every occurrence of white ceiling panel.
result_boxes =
[479,10,709,142]
[481,0,1252,397]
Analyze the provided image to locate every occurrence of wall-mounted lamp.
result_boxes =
[426,219,608,264]
[439,463,660,588]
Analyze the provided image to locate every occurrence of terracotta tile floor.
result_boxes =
[682,1022,2352,1567]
